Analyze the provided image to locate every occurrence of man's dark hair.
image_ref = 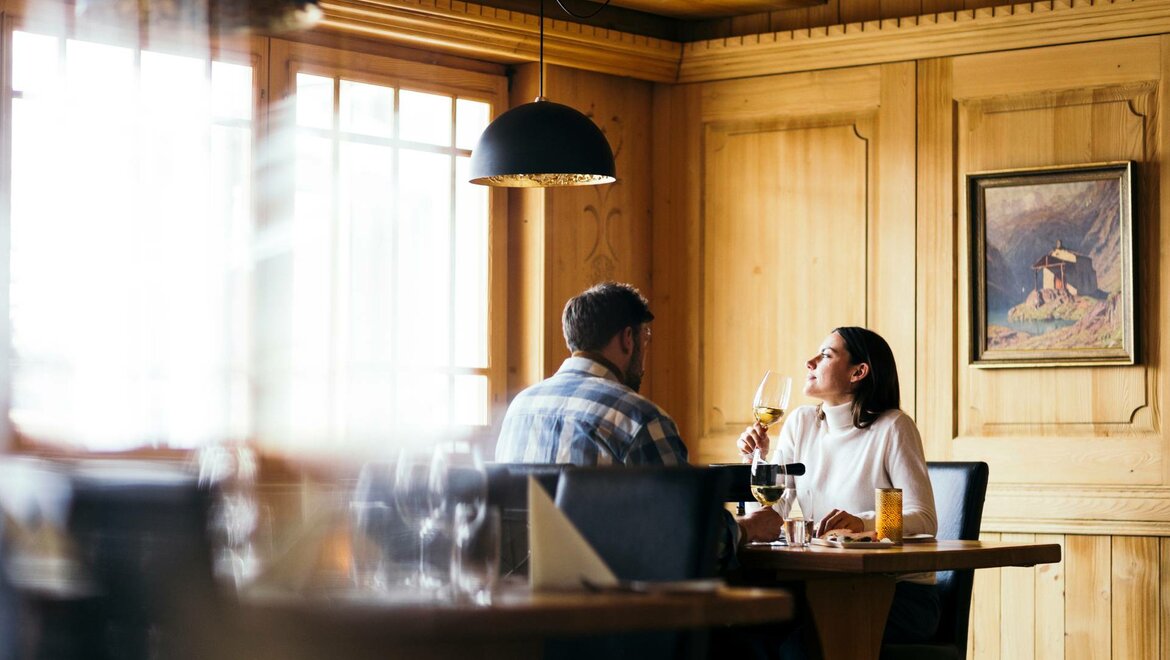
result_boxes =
[833,326,900,429]
[562,282,654,352]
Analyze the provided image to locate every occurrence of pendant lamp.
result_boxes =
[469,0,616,187]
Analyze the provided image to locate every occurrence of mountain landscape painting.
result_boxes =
[969,163,1135,366]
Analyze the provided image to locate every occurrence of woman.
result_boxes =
[736,326,939,651]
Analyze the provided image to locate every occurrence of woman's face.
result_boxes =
[804,332,863,406]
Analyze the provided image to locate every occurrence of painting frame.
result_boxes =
[968,161,1136,368]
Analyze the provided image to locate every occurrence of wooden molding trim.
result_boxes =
[318,0,681,82]
[983,484,1170,536]
[679,0,1170,83]
[318,0,1170,86]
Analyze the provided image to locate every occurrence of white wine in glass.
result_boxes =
[750,448,787,508]
[753,371,792,428]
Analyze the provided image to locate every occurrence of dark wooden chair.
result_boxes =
[67,462,229,660]
[881,461,990,660]
[547,466,732,660]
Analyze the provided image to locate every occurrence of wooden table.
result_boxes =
[737,539,1062,660]
[236,582,794,660]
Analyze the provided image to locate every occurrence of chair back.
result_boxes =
[67,462,223,660]
[548,466,731,660]
[484,463,569,577]
[883,461,988,660]
[553,466,731,581]
[929,462,989,652]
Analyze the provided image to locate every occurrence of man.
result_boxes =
[494,281,686,465]
[494,281,780,544]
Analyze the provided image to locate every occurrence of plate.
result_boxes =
[810,537,901,549]
[902,534,936,544]
[581,578,726,594]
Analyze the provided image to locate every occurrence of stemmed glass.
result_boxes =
[752,371,792,430]
[750,448,787,521]
[393,446,444,589]
[430,443,489,601]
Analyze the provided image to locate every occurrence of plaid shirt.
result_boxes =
[494,356,688,466]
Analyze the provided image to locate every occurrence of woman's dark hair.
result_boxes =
[832,326,900,429]
[562,282,654,352]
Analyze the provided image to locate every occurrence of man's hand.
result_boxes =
[736,422,770,458]
[737,507,783,545]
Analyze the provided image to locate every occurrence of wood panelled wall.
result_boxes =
[647,29,1170,660]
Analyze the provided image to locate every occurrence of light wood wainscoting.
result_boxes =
[970,532,1170,660]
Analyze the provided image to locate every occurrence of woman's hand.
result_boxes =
[737,507,783,545]
[736,422,770,457]
[815,509,864,537]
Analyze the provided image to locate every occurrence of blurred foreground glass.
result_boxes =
[452,505,500,605]
[393,447,443,589]
[350,462,399,591]
[198,444,267,586]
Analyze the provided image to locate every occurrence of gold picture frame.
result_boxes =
[968,162,1136,368]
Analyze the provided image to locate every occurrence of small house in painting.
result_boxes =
[1031,240,1100,296]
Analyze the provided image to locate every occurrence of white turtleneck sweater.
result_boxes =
[771,401,937,582]
[772,401,936,534]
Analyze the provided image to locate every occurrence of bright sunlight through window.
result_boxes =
[7,29,494,452]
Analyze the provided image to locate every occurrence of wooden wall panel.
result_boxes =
[1063,535,1111,660]
[969,531,1002,659]
[650,82,705,453]
[1111,536,1160,659]
[702,121,867,437]
[1162,539,1170,660]
[915,35,1170,521]
[531,66,659,381]
[1034,533,1066,659]
[916,56,956,458]
[683,62,916,463]
[999,533,1037,657]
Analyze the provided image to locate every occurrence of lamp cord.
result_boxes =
[554,0,612,19]
[539,0,544,99]
[539,0,611,99]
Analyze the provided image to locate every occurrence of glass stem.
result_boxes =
[418,526,427,585]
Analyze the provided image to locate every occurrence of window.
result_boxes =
[255,69,495,451]
[7,29,255,450]
[3,28,504,453]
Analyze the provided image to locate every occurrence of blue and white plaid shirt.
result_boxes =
[494,356,689,466]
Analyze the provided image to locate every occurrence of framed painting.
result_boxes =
[967,162,1136,367]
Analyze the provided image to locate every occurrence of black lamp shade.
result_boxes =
[469,99,617,187]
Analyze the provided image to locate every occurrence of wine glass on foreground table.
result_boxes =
[394,446,444,589]
[752,371,792,429]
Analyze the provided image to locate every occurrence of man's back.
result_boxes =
[494,356,688,466]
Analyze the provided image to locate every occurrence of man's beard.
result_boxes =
[625,338,644,392]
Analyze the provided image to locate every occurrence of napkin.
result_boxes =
[528,475,617,591]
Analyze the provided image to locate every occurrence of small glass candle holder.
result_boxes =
[875,488,903,543]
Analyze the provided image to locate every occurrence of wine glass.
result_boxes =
[394,446,442,589]
[431,443,488,600]
[752,371,792,429]
[750,447,787,515]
